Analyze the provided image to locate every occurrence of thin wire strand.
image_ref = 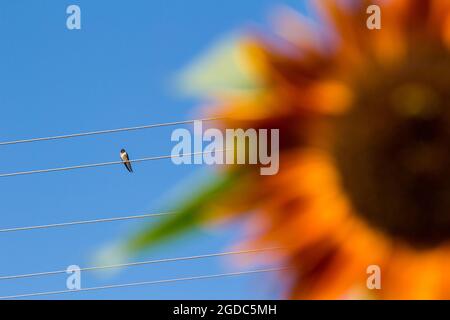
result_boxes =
[0,267,287,299]
[0,149,229,178]
[0,212,175,234]
[0,117,223,146]
[0,248,283,281]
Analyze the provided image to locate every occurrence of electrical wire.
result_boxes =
[0,149,229,178]
[0,248,283,281]
[0,212,175,234]
[0,117,223,146]
[0,267,288,300]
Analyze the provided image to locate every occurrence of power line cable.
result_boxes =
[0,149,229,178]
[0,248,283,281]
[0,212,175,234]
[0,267,287,299]
[0,117,223,146]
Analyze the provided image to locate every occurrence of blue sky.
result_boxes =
[0,0,302,299]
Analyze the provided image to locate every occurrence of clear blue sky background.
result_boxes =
[0,0,303,299]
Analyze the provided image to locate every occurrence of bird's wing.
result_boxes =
[124,153,133,172]
[126,161,133,172]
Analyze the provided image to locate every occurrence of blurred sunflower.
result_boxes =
[124,0,450,299]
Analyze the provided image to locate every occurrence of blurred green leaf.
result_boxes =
[124,170,241,254]
[176,35,261,97]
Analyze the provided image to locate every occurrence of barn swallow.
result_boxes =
[120,149,133,173]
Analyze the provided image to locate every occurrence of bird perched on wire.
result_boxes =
[120,149,133,173]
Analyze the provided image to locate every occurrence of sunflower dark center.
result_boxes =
[332,46,450,248]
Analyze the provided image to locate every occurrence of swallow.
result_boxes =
[120,149,133,173]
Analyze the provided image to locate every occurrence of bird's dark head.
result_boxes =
[120,149,126,153]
